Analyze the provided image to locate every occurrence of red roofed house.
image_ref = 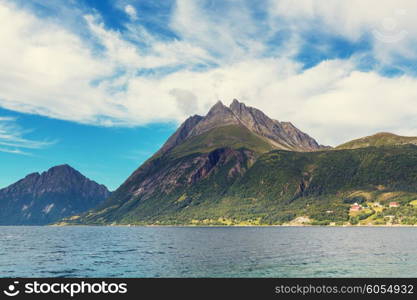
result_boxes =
[350,203,362,212]
[389,202,400,208]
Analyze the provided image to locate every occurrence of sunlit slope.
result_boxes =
[337,132,417,150]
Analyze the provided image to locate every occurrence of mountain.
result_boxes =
[228,99,325,151]
[158,99,326,156]
[64,100,325,225]
[64,100,417,226]
[336,132,417,150]
[0,165,110,225]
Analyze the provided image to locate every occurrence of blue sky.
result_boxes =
[1,0,417,190]
[0,107,174,190]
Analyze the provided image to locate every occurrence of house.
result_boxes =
[389,202,400,208]
[350,203,362,212]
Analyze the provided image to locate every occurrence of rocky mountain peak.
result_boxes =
[186,100,240,139]
[228,99,272,127]
[208,100,227,113]
[46,164,79,176]
[157,114,204,155]
[228,99,324,151]
[0,165,110,225]
[25,172,41,179]
[157,99,325,155]
[229,98,246,111]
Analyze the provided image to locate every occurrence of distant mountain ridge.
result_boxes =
[336,132,417,150]
[0,164,110,225]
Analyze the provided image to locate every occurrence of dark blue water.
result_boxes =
[0,226,416,277]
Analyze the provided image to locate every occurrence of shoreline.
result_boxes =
[49,223,417,228]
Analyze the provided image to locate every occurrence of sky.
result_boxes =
[1,0,417,190]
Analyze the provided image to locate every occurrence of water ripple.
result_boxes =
[1,226,417,277]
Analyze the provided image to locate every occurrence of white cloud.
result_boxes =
[0,1,213,125]
[170,0,267,63]
[1,0,417,147]
[0,116,54,155]
[84,14,211,71]
[0,147,28,155]
[248,60,417,145]
[0,2,118,124]
[114,57,417,146]
[268,0,417,62]
[124,4,138,20]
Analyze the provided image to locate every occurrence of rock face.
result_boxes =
[109,146,256,205]
[187,101,241,138]
[228,99,325,151]
[156,114,204,155]
[0,165,110,225]
[71,99,327,225]
[159,99,326,155]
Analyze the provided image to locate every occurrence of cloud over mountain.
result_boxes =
[1,0,417,145]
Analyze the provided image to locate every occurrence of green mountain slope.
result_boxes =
[63,144,417,226]
[336,132,417,150]
[70,146,257,225]
[69,124,272,225]
[59,100,417,226]
[168,125,275,158]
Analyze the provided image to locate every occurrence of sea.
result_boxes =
[0,226,416,277]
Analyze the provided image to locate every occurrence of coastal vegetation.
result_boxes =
[62,144,417,226]
[55,101,417,226]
